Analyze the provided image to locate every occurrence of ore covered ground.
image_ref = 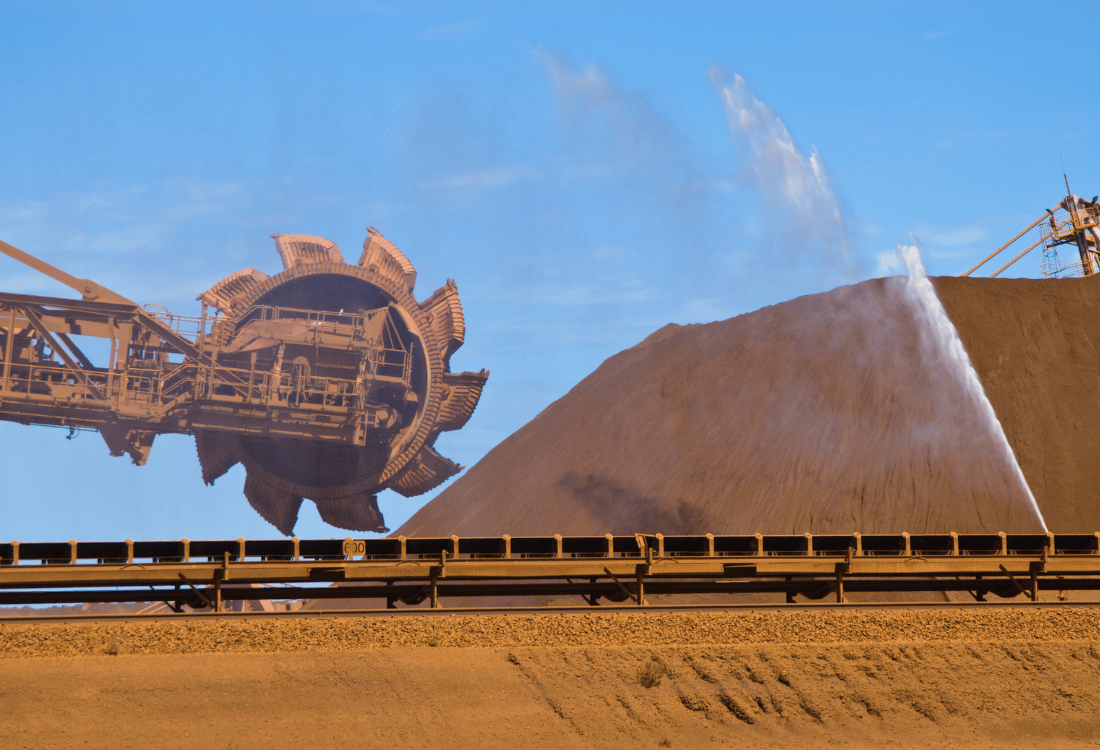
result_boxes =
[3,608,1099,749]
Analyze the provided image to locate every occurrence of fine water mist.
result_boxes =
[897,236,1049,532]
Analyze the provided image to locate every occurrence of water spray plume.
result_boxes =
[897,235,1048,532]
[707,64,859,277]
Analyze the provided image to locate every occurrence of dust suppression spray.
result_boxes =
[897,235,1048,532]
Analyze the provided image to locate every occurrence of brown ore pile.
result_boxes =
[401,274,1100,537]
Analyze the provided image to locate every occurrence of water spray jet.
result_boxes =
[898,235,1048,532]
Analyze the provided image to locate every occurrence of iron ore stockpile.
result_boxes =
[400,274,1100,537]
[7,273,1100,750]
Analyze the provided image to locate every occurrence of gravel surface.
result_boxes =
[3,607,1099,659]
[5,608,1100,749]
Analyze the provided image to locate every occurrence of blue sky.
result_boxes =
[2,1,1097,542]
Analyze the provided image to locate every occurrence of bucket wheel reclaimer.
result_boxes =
[0,228,487,536]
[193,229,488,535]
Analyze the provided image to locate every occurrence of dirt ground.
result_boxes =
[3,608,1100,749]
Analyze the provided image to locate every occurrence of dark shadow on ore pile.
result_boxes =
[400,275,1100,537]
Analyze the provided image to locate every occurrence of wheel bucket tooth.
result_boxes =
[195,268,269,312]
[312,493,388,533]
[437,370,489,432]
[243,472,303,536]
[194,431,239,485]
[387,446,462,498]
[271,233,344,270]
[358,227,417,292]
[419,280,465,365]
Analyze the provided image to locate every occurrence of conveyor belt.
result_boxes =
[2,532,1098,611]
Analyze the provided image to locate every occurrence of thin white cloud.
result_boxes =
[922,227,986,246]
[932,130,1009,149]
[541,278,661,307]
[365,199,411,220]
[417,19,481,40]
[59,224,166,255]
[0,179,252,300]
[0,196,49,225]
[417,165,535,195]
[925,248,972,260]
[589,245,625,260]
[679,297,733,323]
[483,314,645,337]
[1,180,245,252]
[541,281,658,307]
[708,177,738,193]
[480,272,661,307]
[0,270,75,297]
[559,162,614,180]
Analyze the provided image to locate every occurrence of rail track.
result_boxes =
[3,532,1100,613]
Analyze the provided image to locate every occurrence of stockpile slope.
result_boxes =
[401,275,1100,537]
[936,275,1100,531]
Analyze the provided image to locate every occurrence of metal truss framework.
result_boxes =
[0,292,397,465]
[960,187,1100,279]
[3,532,1100,612]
